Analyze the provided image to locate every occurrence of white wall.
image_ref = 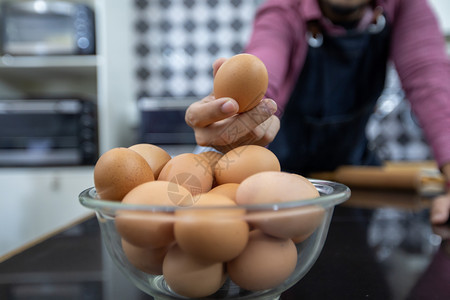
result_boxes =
[96,0,137,153]
[428,0,450,36]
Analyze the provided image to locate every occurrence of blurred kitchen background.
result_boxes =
[0,0,449,262]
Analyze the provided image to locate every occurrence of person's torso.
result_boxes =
[270,8,391,174]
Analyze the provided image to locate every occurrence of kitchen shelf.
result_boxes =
[0,55,98,69]
[0,55,99,87]
[0,55,99,80]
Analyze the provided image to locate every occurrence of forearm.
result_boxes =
[244,0,306,115]
[391,0,450,168]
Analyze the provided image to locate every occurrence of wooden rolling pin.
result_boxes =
[310,161,445,194]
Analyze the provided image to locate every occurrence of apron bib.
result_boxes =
[270,12,391,174]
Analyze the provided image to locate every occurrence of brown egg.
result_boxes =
[158,153,214,196]
[197,150,223,171]
[227,230,297,291]
[93,147,154,201]
[163,244,226,298]
[129,143,171,179]
[174,193,249,262]
[291,217,323,243]
[214,145,280,185]
[213,53,268,113]
[115,181,193,248]
[248,205,325,240]
[207,183,240,202]
[236,171,323,239]
[121,239,169,275]
[235,171,319,205]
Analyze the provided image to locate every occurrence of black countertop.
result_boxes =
[1,189,449,300]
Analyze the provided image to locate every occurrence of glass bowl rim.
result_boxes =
[79,179,350,213]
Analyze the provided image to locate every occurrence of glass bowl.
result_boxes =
[79,179,350,300]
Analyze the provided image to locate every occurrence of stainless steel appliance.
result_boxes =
[0,1,95,56]
[138,97,196,145]
[0,98,98,166]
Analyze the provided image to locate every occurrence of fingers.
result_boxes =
[194,98,278,149]
[430,194,450,225]
[212,58,227,77]
[217,115,280,150]
[432,224,450,240]
[237,99,277,133]
[185,57,233,129]
[185,95,239,128]
[252,115,281,146]
[211,115,279,153]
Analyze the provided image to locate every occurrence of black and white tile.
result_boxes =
[366,65,433,161]
[133,0,262,100]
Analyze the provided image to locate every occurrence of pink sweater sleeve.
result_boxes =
[244,0,307,116]
[389,0,450,168]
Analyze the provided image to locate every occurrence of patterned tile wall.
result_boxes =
[132,0,262,99]
[366,65,433,161]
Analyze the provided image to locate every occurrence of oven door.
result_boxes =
[0,99,97,166]
[138,97,196,145]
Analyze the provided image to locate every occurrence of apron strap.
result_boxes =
[368,6,385,34]
[307,5,386,47]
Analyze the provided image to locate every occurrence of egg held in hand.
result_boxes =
[213,53,268,113]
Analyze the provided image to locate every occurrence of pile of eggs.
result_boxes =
[93,143,324,298]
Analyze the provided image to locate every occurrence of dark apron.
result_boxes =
[269,13,391,175]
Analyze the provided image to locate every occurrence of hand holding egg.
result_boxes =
[185,54,280,153]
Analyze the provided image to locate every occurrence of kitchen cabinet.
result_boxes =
[0,166,94,260]
[0,0,134,259]
[0,0,137,153]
